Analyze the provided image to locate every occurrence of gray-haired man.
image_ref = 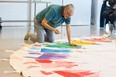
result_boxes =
[24,4,74,46]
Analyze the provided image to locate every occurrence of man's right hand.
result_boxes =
[53,29,60,34]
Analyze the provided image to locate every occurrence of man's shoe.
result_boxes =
[24,32,32,40]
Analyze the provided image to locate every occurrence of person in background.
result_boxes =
[102,0,116,34]
[0,17,2,29]
[24,4,75,46]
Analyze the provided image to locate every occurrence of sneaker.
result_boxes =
[105,23,111,34]
[24,32,32,40]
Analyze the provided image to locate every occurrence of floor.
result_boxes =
[0,25,115,77]
[0,26,26,77]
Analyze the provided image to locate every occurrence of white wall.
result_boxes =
[0,0,92,26]
[63,0,92,25]
[0,3,28,20]
[0,0,29,26]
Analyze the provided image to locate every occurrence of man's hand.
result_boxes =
[53,29,60,34]
[69,42,76,46]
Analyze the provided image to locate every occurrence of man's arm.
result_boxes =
[41,18,60,34]
[66,24,74,46]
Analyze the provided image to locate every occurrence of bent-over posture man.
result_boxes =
[24,4,75,46]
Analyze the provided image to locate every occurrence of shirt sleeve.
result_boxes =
[65,17,71,24]
[45,7,55,22]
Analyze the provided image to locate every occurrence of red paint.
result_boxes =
[27,66,39,69]
[86,38,111,42]
[38,61,77,68]
[41,71,53,75]
[36,59,53,63]
[54,70,99,77]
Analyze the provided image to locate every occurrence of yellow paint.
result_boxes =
[71,40,94,45]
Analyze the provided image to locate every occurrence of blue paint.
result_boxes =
[27,47,41,53]
[41,47,70,53]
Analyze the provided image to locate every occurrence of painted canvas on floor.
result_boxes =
[9,37,116,77]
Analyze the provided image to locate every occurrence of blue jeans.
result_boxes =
[30,18,54,43]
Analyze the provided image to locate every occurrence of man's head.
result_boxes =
[63,4,74,19]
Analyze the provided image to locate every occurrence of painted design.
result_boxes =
[71,40,94,45]
[11,37,112,77]
[36,53,68,60]
[27,46,41,53]
[44,42,78,48]
[85,37,111,42]
[54,70,99,77]
[41,47,70,53]
[36,60,77,68]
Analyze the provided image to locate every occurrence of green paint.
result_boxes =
[44,42,79,48]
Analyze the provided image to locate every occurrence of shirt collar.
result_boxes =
[61,6,64,17]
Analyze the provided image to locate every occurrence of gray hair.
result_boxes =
[65,4,74,12]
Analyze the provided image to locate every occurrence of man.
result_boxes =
[102,0,116,34]
[24,4,74,46]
